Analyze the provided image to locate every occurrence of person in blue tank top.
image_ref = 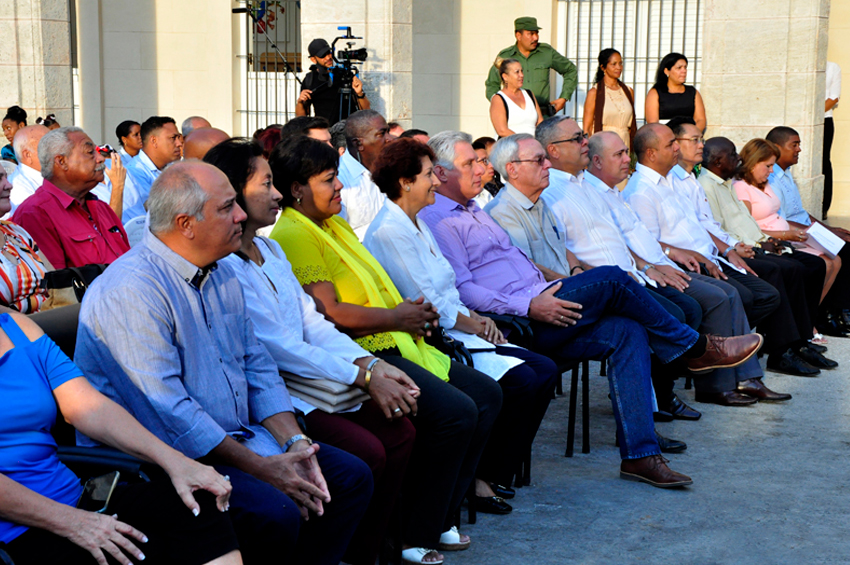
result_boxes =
[0,309,242,565]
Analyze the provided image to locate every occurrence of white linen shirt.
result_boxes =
[336,150,386,240]
[826,61,841,118]
[123,149,162,223]
[542,168,653,286]
[8,163,43,214]
[623,163,723,266]
[587,171,680,269]
[670,164,738,247]
[220,237,369,415]
[364,199,521,380]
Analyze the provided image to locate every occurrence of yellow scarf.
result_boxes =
[285,208,451,382]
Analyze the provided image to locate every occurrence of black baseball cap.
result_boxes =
[308,38,332,58]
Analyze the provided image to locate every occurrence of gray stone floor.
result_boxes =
[449,338,850,565]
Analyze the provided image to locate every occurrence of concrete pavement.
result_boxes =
[449,339,850,565]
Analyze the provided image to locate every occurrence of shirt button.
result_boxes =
[219,358,223,363]
[235,391,239,396]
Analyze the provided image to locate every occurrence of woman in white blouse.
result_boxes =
[364,138,559,511]
[489,58,543,138]
[204,138,420,565]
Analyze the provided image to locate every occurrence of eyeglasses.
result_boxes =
[476,157,489,165]
[675,136,704,144]
[511,155,548,166]
[550,132,589,145]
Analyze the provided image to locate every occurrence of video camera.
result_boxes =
[330,26,368,121]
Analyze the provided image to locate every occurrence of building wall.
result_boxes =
[75,0,236,144]
[827,1,850,219]
[411,0,555,137]
[0,0,73,129]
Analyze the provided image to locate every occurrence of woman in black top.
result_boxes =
[645,53,706,131]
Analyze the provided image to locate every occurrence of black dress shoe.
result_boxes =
[470,495,512,515]
[653,409,674,422]
[737,377,792,401]
[655,430,687,453]
[665,394,702,421]
[490,483,515,500]
[797,346,839,369]
[694,390,758,406]
[766,349,821,376]
[807,341,828,354]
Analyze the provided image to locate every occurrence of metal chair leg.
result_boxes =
[565,365,579,457]
[581,360,590,454]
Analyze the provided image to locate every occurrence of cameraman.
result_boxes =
[296,38,370,126]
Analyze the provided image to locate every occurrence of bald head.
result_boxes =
[633,123,668,160]
[633,123,680,175]
[702,137,739,180]
[13,125,49,170]
[182,128,230,161]
[587,131,631,187]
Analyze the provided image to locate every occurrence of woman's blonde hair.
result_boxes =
[496,57,521,88]
[738,138,780,188]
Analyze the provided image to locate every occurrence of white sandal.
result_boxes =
[401,547,444,564]
[438,525,471,551]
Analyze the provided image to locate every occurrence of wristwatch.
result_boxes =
[641,264,655,274]
[283,434,313,453]
[664,246,671,257]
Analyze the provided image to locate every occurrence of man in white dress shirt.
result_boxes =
[337,110,389,239]
[622,124,790,405]
[7,124,49,215]
[122,116,184,223]
[536,117,770,413]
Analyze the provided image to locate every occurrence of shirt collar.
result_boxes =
[138,149,160,173]
[671,164,691,180]
[771,163,787,180]
[384,198,424,236]
[19,163,43,183]
[141,229,219,287]
[584,172,615,194]
[433,192,472,212]
[700,168,730,187]
[42,179,90,210]
[503,183,536,211]
[635,163,669,187]
[341,150,369,179]
[550,167,584,185]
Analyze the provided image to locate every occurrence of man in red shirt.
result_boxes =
[13,127,130,269]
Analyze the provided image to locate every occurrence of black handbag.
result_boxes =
[41,264,108,309]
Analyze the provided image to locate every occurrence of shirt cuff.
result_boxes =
[172,412,229,460]
[508,295,533,317]
[250,384,295,423]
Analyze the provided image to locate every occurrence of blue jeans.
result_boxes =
[529,266,699,460]
[212,442,373,565]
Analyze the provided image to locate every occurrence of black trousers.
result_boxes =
[823,244,850,311]
[740,252,823,352]
[823,116,835,217]
[719,267,781,327]
[376,354,502,548]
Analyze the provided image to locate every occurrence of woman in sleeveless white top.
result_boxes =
[489,58,543,137]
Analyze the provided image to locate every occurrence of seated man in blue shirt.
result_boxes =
[75,160,372,564]
[766,126,850,335]
[122,116,184,223]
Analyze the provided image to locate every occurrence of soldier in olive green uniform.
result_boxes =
[485,16,578,116]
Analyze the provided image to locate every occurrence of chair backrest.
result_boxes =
[28,304,82,445]
[28,303,81,360]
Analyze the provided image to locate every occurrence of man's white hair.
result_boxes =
[38,126,85,180]
[428,131,473,170]
[489,133,535,179]
[147,161,210,234]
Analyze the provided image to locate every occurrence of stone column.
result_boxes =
[702,0,831,218]
[300,0,413,126]
[0,0,73,128]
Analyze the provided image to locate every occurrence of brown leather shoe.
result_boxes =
[737,377,792,401]
[687,333,763,373]
[620,455,692,488]
[694,390,758,406]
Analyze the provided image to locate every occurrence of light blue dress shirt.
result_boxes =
[75,229,294,459]
[768,164,812,226]
[122,150,161,223]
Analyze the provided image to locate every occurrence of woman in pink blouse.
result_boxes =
[0,165,50,313]
[733,138,839,305]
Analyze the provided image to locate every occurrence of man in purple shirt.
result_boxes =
[421,131,762,489]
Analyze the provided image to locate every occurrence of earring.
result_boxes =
[404,185,411,192]
[296,197,302,205]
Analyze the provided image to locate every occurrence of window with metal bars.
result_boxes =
[555,0,703,128]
